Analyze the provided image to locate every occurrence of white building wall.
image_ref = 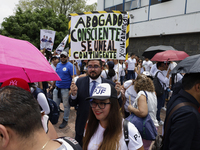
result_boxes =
[97,0,200,38]
[187,0,200,13]
[97,0,104,11]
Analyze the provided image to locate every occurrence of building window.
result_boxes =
[110,6,116,11]
[125,1,132,11]
[151,0,171,5]
[116,4,123,11]
[104,0,142,11]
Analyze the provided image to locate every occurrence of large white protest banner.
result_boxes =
[40,29,56,51]
[55,35,69,54]
[69,11,129,60]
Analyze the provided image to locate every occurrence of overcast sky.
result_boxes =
[0,0,97,27]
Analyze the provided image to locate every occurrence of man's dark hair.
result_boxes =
[87,59,102,67]
[130,53,135,57]
[156,62,164,68]
[182,73,200,90]
[0,86,42,138]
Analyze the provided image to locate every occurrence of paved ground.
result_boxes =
[54,104,166,138]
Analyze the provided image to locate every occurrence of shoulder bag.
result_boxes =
[126,91,157,140]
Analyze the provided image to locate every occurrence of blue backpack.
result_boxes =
[33,87,60,124]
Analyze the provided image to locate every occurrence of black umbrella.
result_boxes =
[142,45,176,59]
[171,54,200,74]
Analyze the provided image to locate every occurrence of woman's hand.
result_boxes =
[128,104,134,112]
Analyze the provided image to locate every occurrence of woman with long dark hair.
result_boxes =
[83,83,144,150]
[101,61,117,82]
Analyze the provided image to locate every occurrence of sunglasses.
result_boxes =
[90,101,111,109]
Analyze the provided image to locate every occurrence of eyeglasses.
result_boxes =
[87,65,101,69]
[60,55,67,58]
[90,101,111,109]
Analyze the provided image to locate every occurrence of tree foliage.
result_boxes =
[17,0,97,16]
[0,7,69,50]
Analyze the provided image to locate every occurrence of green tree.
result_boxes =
[0,7,69,52]
[17,0,97,16]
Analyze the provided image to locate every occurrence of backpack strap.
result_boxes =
[162,101,198,145]
[143,91,148,103]
[155,71,166,87]
[123,119,129,148]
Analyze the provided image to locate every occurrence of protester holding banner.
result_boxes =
[53,51,76,129]
[69,59,122,146]
[68,11,129,146]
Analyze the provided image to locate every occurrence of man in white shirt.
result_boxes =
[156,62,170,125]
[113,59,123,82]
[142,57,153,72]
[125,53,137,80]
[150,63,158,77]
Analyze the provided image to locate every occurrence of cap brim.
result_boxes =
[85,96,110,101]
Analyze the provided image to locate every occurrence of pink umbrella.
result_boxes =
[151,50,189,62]
[0,35,61,82]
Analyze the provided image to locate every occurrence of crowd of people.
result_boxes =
[0,50,199,150]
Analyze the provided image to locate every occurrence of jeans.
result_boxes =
[156,93,165,122]
[120,76,125,85]
[53,88,70,122]
[127,70,135,80]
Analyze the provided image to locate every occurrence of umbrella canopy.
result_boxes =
[142,45,176,59]
[171,54,200,74]
[0,35,61,82]
[151,50,189,62]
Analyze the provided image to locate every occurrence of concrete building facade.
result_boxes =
[97,0,200,57]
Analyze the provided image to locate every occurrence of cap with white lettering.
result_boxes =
[85,83,117,101]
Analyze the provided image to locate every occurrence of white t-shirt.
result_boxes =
[87,119,143,150]
[101,70,118,82]
[156,70,169,89]
[121,63,126,76]
[30,87,50,115]
[150,63,157,77]
[173,73,183,84]
[41,115,49,133]
[142,60,153,72]
[124,80,137,112]
[51,64,56,71]
[168,62,177,71]
[135,66,144,79]
[133,91,159,127]
[126,58,136,70]
[114,63,123,81]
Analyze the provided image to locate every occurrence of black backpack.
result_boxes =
[56,137,82,150]
[47,98,60,124]
[32,87,60,124]
[153,71,165,97]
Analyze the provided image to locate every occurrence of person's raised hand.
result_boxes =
[70,81,78,96]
